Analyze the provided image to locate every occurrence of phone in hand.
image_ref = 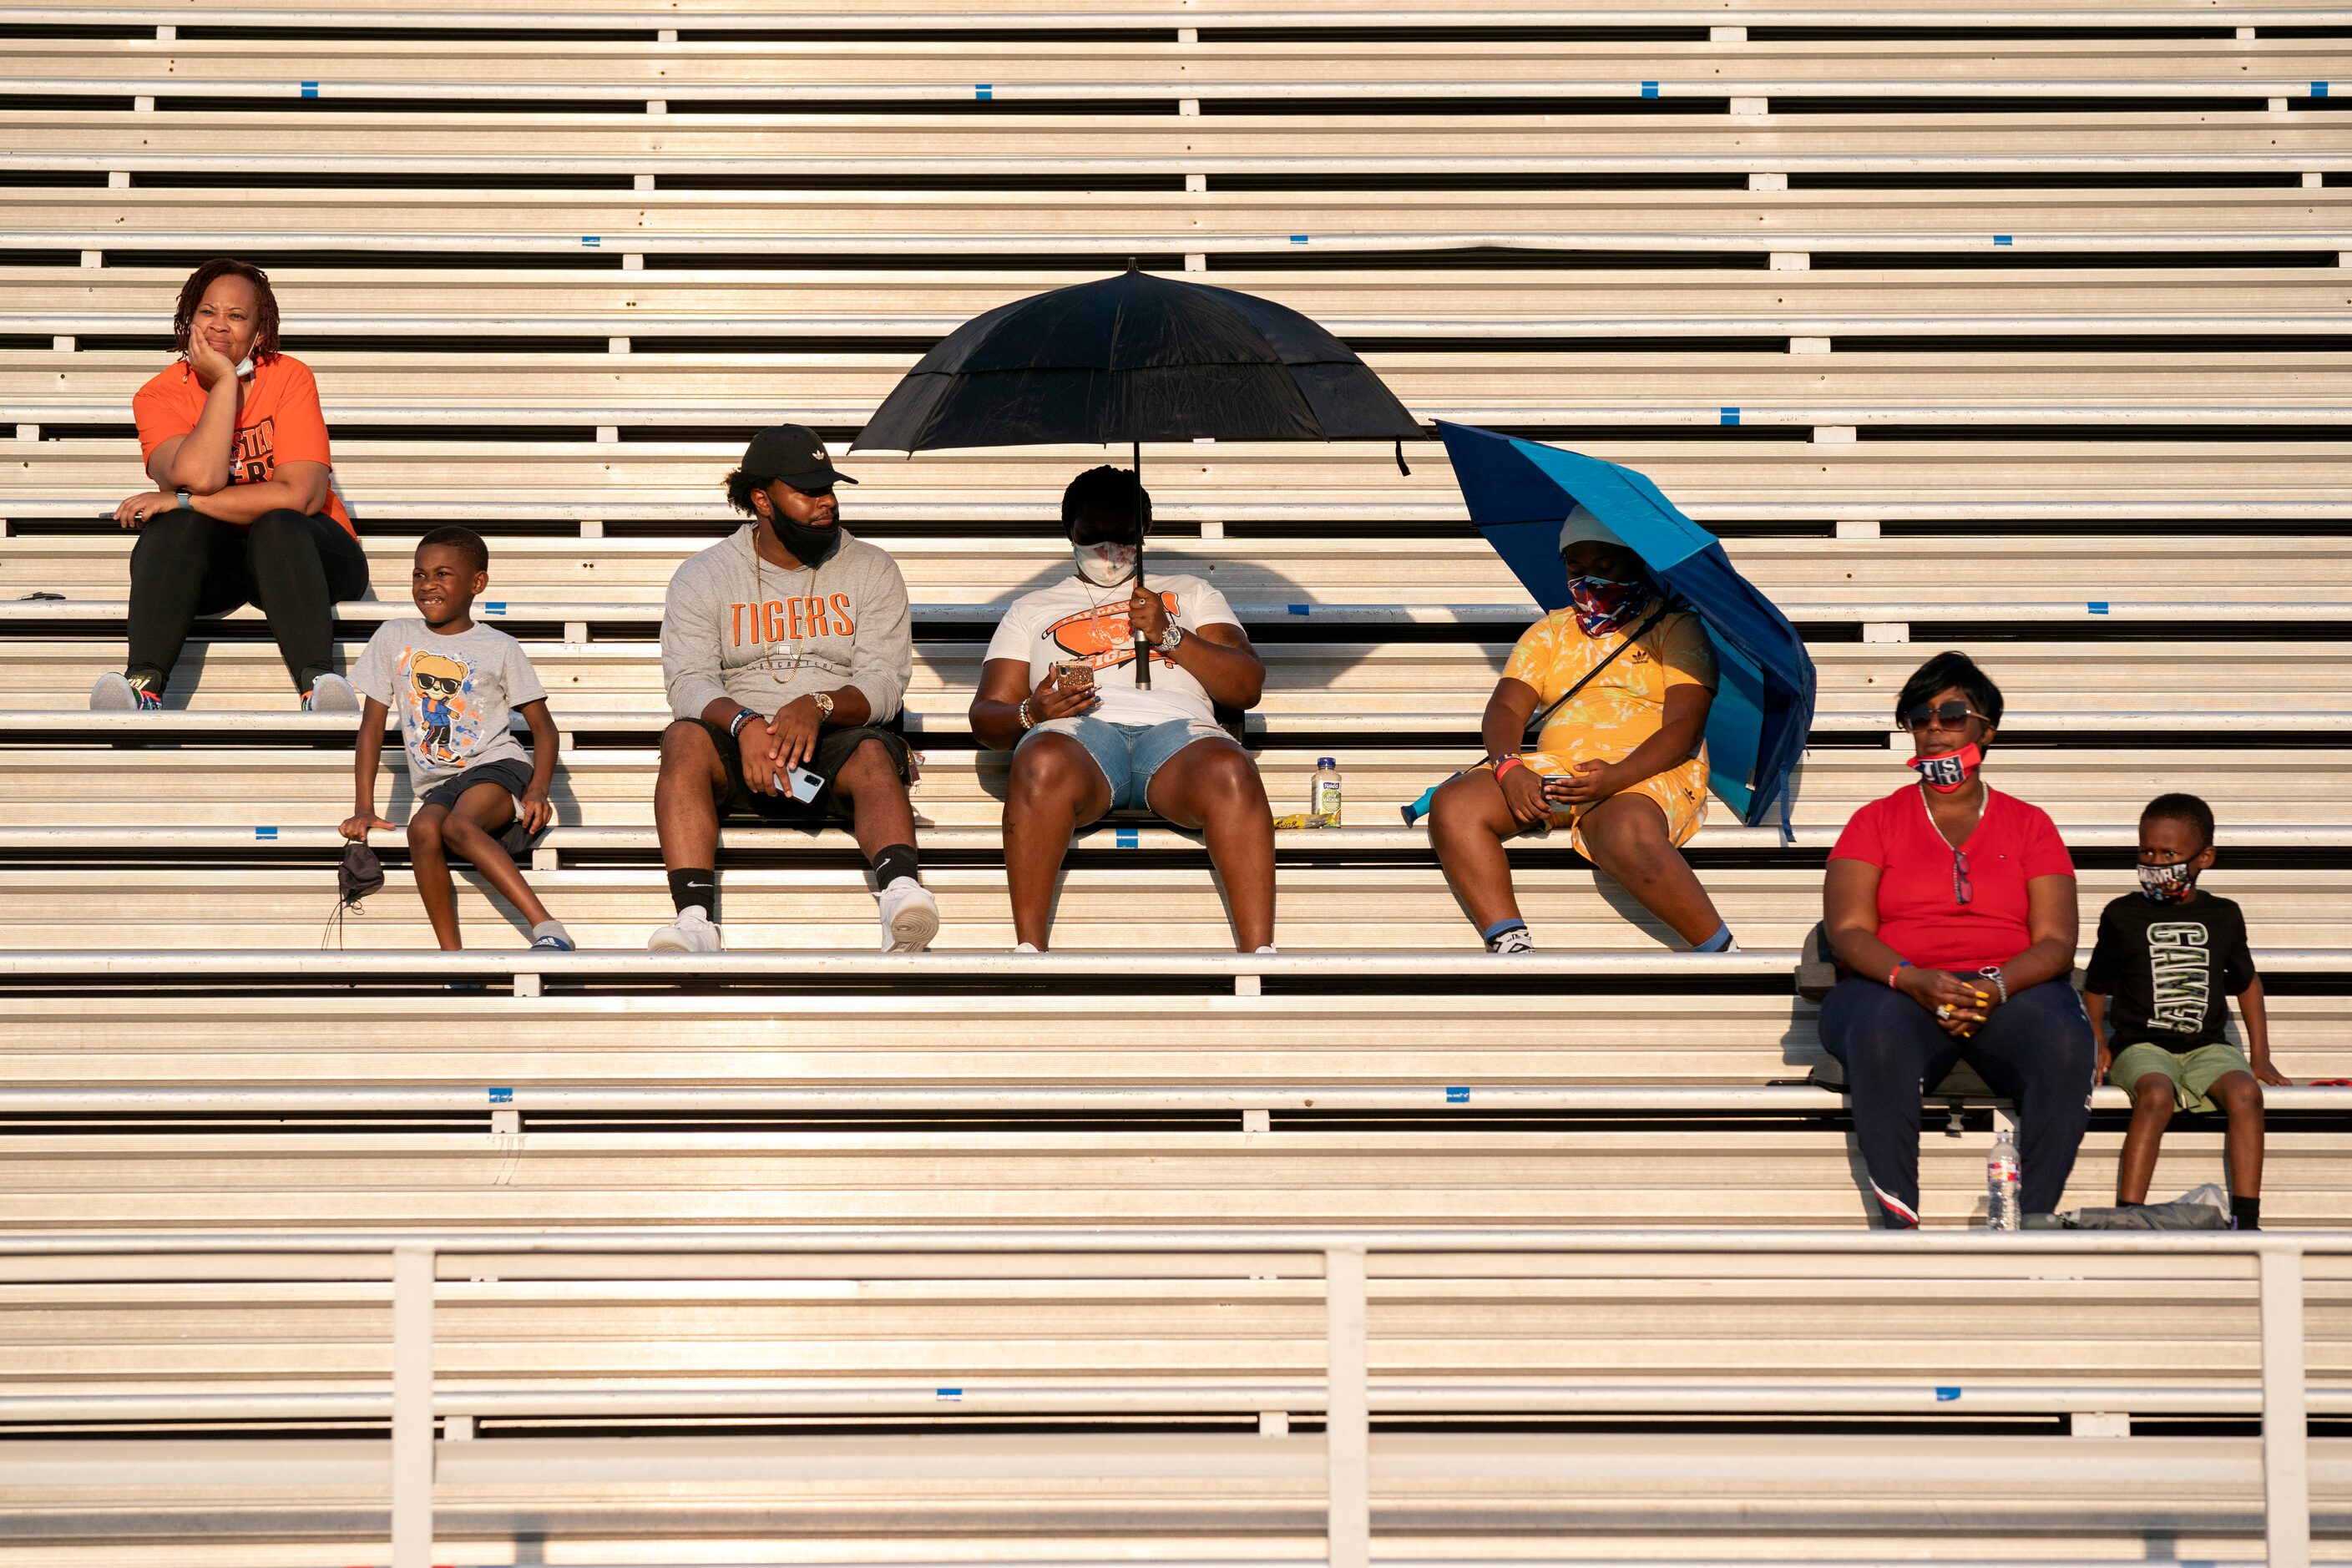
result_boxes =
[771,763,826,803]
[1054,660,1095,692]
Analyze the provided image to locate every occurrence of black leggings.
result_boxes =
[125,507,370,693]
[1818,975,2096,1227]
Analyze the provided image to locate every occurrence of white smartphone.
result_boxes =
[771,763,826,803]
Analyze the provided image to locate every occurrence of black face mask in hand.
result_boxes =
[767,512,842,568]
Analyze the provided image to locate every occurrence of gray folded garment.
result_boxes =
[2026,1182,2230,1230]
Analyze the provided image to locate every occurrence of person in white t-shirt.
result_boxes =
[970,466,1274,952]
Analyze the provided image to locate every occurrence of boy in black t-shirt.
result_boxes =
[2085,793,2284,1230]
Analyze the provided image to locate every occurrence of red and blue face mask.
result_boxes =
[1565,574,1650,637]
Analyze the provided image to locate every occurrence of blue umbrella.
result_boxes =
[1425,420,1816,830]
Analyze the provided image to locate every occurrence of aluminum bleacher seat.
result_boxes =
[13,438,2352,530]
[3,634,2344,732]
[11,264,2352,344]
[8,186,2349,266]
[3,532,2348,621]
[5,35,2349,104]
[0,1110,2342,1230]
[8,109,2350,184]
[12,346,2352,432]
[8,0,2349,22]
[2,742,2338,838]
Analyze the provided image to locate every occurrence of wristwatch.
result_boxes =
[174,489,190,511]
[811,691,835,722]
[1153,621,1184,654]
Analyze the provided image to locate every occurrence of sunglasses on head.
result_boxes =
[1900,700,1988,732]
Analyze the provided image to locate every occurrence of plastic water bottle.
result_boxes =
[1986,1127,2022,1232]
[1311,756,1343,827]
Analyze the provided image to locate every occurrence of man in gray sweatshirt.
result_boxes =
[650,424,938,952]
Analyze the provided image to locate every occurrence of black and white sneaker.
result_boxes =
[1486,927,1535,956]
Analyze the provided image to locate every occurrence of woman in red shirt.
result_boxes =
[1821,651,2092,1227]
[92,258,369,712]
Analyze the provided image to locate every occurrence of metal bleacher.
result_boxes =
[1,0,2349,1562]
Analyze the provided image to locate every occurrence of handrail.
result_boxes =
[0,1225,2329,1568]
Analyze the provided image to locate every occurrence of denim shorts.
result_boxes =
[1019,714,1230,810]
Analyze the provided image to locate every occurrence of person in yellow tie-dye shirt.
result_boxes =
[1429,507,1736,955]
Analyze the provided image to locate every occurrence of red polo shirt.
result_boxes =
[1830,784,2075,972]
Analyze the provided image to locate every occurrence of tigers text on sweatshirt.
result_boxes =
[660,524,913,724]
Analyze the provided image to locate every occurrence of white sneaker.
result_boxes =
[1014,942,1040,953]
[1488,927,1536,955]
[1252,945,1278,954]
[648,906,723,953]
[302,672,359,714]
[878,878,939,952]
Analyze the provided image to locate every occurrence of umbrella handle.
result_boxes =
[1131,443,1151,690]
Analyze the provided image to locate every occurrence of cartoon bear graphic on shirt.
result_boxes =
[407,650,468,761]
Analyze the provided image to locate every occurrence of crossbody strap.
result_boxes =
[1518,602,1673,744]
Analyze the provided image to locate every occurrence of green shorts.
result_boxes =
[2109,1040,2254,1115]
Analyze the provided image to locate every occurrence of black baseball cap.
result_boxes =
[741,424,857,492]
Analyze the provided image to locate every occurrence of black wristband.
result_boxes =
[727,707,758,739]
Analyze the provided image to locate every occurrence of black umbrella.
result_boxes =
[850,264,1422,685]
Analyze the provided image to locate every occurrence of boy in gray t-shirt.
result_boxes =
[343,526,573,954]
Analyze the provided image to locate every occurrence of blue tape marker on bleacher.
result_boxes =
[254,825,278,841]
[1115,827,1140,848]
[1935,1386,1961,1402]
[975,83,992,99]
[300,81,319,98]
[936,1387,963,1401]
[582,235,601,247]
[1719,407,1739,427]
[2087,600,2109,615]
[1993,235,2013,246]
[1641,81,1659,99]
[1290,234,1308,244]
[1288,603,1309,615]
[488,1086,514,1105]
[483,601,506,615]
[1445,1086,1470,1104]
[2315,80,2331,98]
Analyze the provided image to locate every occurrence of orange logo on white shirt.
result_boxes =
[1047,594,1179,669]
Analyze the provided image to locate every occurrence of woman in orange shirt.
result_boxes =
[94,258,370,712]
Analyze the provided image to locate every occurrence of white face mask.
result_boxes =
[1074,540,1137,588]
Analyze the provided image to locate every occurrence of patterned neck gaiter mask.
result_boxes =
[1565,574,1650,637]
